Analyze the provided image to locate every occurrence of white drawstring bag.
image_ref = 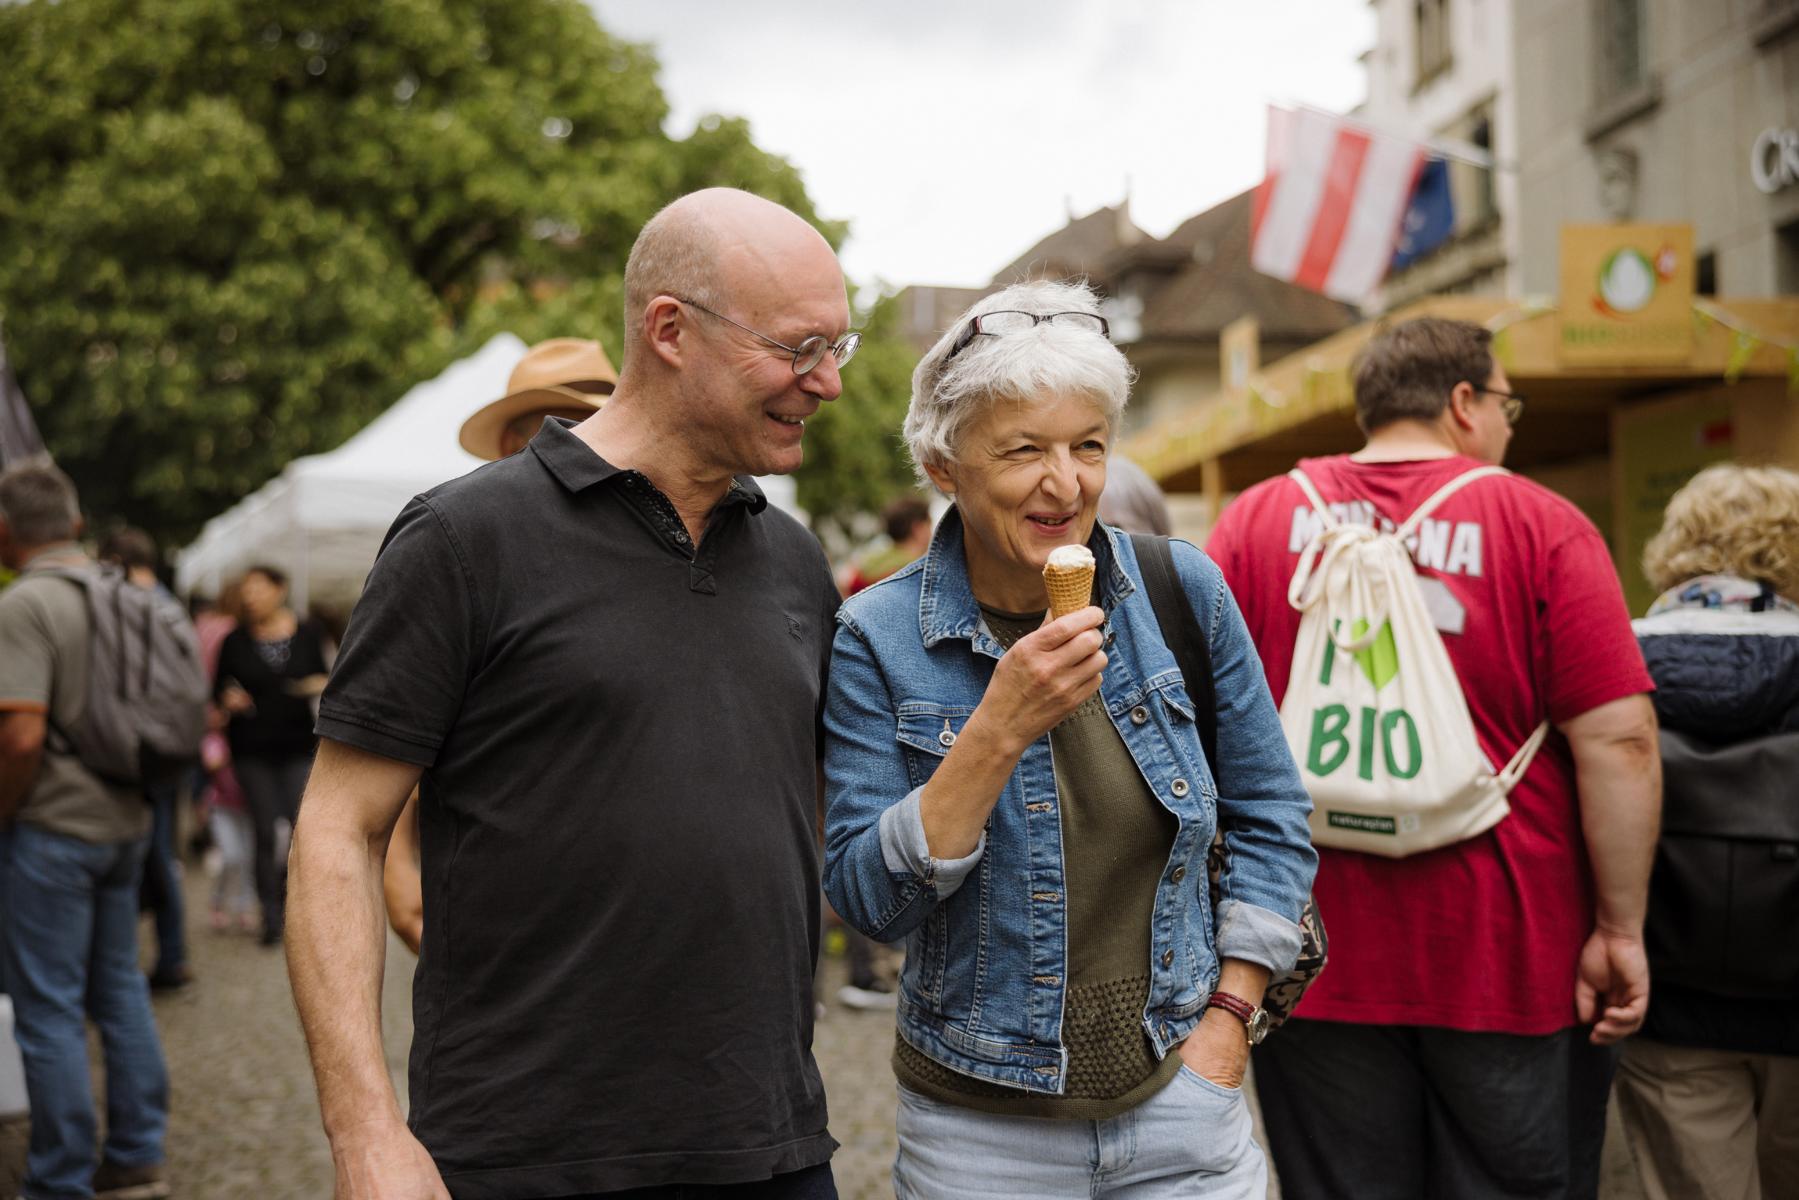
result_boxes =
[1278,466,1548,857]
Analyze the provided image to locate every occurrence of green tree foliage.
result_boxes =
[0,0,854,544]
[792,291,921,545]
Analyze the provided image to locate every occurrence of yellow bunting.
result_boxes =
[1724,330,1758,384]
[1689,299,1797,388]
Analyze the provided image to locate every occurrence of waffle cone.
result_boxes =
[1043,563,1095,620]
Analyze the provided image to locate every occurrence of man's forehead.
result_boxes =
[745,288,852,341]
[719,238,845,319]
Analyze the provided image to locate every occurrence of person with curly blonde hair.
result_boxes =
[1619,462,1799,1200]
[1643,463,1799,605]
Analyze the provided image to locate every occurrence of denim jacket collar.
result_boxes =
[916,506,1137,653]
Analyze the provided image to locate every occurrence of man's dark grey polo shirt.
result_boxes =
[317,418,840,1198]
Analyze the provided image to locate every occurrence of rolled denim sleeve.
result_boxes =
[876,787,984,892]
[822,615,974,942]
[1173,540,1318,975]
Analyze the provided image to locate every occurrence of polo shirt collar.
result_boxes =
[527,417,769,513]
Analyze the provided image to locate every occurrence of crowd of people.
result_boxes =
[0,185,1792,1200]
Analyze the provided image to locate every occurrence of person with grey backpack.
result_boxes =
[96,526,207,993]
[0,460,186,1200]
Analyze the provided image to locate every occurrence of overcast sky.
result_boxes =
[589,0,1374,291]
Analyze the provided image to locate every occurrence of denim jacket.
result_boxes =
[822,511,1317,1093]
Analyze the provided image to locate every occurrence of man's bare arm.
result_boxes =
[287,738,447,1198]
[0,710,47,823]
[1559,692,1661,1045]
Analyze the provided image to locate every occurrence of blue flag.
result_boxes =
[1390,157,1455,272]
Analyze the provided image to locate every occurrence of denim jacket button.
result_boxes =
[1160,948,1175,968]
[1129,705,1149,725]
[1170,778,1189,798]
[1171,865,1187,883]
[938,729,957,748]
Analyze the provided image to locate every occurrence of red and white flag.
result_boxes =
[1251,105,1427,304]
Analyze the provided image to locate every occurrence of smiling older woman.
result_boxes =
[822,280,1317,1199]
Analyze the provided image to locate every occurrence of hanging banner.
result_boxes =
[0,324,48,469]
[1559,224,1695,367]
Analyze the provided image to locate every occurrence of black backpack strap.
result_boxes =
[1129,534,1218,771]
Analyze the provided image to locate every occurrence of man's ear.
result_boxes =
[641,296,687,369]
[1445,381,1480,432]
[922,460,956,497]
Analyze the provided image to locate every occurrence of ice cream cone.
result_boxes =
[1043,549,1096,620]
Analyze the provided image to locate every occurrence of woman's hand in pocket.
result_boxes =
[1178,1009,1250,1089]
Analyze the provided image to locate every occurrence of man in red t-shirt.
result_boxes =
[1207,317,1660,1198]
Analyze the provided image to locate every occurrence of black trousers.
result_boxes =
[570,1162,837,1199]
[1253,1019,1616,1200]
[233,752,312,937]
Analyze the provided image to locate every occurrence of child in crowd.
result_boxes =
[200,730,257,933]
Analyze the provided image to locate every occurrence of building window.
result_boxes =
[1695,252,1717,297]
[1467,110,1496,227]
[1100,289,1143,345]
[1778,220,1799,294]
[1751,0,1799,48]
[1415,0,1452,86]
[1436,101,1498,237]
[1596,0,1646,102]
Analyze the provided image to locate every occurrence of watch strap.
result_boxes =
[1206,990,1258,1025]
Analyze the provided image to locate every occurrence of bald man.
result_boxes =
[287,190,857,1199]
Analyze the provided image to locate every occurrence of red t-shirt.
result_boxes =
[1207,455,1653,1034]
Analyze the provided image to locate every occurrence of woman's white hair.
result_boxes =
[903,279,1134,483]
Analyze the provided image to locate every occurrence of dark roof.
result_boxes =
[990,204,1147,285]
[894,194,1354,354]
[1127,190,1358,342]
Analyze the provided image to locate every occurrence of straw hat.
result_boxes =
[458,338,617,460]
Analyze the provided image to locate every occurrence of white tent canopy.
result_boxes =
[176,332,800,613]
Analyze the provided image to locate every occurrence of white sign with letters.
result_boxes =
[1751,128,1799,195]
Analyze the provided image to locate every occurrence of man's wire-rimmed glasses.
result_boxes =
[1474,385,1526,425]
[673,295,861,375]
[946,310,1111,361]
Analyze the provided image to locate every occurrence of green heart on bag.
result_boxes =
[1350,619,1400,691]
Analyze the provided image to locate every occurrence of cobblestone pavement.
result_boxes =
[146,874,413,1199]
[133,870,1639,1199]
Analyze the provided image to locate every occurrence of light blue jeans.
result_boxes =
[2,826,169,1200]
[894,1068,1267,1198]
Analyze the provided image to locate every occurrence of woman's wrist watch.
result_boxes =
[1206,990,1271,1045]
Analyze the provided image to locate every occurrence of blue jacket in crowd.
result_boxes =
[1635,582,1799,1055]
